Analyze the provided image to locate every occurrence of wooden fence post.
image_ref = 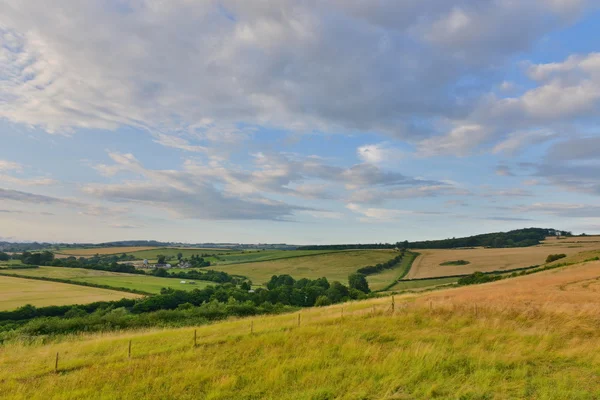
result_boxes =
[391,296,395,313]
[297,313,301,327]
[55,352,59,373]
[372,305,375,315]
[128,340,132,359]
[429,301,432,311]
[194,329,197,347]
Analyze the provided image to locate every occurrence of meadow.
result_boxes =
[405,236,600,279]
[0,267,212,295]
[2,261,600,399]
[210,249,398,285]
[0,275,140,311]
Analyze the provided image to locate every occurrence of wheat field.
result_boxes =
[406,236,600,279]
[0,275,140,310]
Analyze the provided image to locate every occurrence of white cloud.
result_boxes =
[357,143,404,164]
[0,160,22,171]
[0,0,590,147]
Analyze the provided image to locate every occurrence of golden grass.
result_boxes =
[3,261,600,398]
[211,250,397,285]
[0,275,140,311]
[56,247,159,256]
[417,260,600,314]
[406,239,600,279]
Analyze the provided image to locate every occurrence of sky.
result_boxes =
[1,0,600,244]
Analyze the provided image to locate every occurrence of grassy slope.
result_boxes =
[0,275,140,311]
[3,263,600,399]
[0,267,211,294]
[366,251,417,291]
[211,250,397,285]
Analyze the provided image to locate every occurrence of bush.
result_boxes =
[457,272,502,286]
[546,254,567,263]
[314,296,331,307]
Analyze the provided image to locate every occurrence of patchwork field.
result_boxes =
[55,246,160,256]
[3,261,600,399]
[406,237,600,279]
[211,250,398,285]
[0,275,140,311]
[0,267,212,295]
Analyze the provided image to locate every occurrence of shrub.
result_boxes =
[314,296,331,307]
[546,254,567,263]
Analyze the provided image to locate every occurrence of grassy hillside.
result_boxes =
[0,275,140,311]
[211,250,397,285]
[2,261,600,399]
[0,267,212,295]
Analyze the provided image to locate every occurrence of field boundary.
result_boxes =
[212,249,393,266]
[378,251,419,292]
[0,272,153,296]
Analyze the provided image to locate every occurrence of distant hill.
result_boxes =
[297,228,572,250]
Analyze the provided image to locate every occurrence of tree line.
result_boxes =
[298,228,568,250]
[0,274,372,339]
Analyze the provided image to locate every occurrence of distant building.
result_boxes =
[153,263,172,269]
[178,261,192,269]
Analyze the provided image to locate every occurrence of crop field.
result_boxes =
[55,246,160,256]
[419,260,600,314]
[0,267,212,294]
[211,250,398,285]
[0,275,140,311]
[406,238,600,279]
[3,261,600,399]
[388,276,460,291]
[125,247,236,261]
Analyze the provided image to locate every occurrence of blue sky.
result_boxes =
[1,0,600,244]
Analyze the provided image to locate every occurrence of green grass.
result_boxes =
[366,251,417,291]
[0,267,212,294]
[0,275,140,311]
[0,259,23,267]
[211,249,344,265]
[211,250,398,285]
[2,297,600,399]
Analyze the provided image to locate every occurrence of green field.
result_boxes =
[0,275,140,311]
[211,250,398,285]
[0,267,212,294]
[124,248,348,265]
[366,252,418,291]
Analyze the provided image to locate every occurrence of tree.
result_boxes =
[177,252,183,261]
[157,254,166,264]
[0,251,9,261]
[348,273,370,293]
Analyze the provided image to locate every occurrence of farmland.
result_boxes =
[405,236,600,279]
[55,246,160,256]
[0,267,212,295]
[210,249,398,285]
[2,260,600,399]
[0,275,140,311]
